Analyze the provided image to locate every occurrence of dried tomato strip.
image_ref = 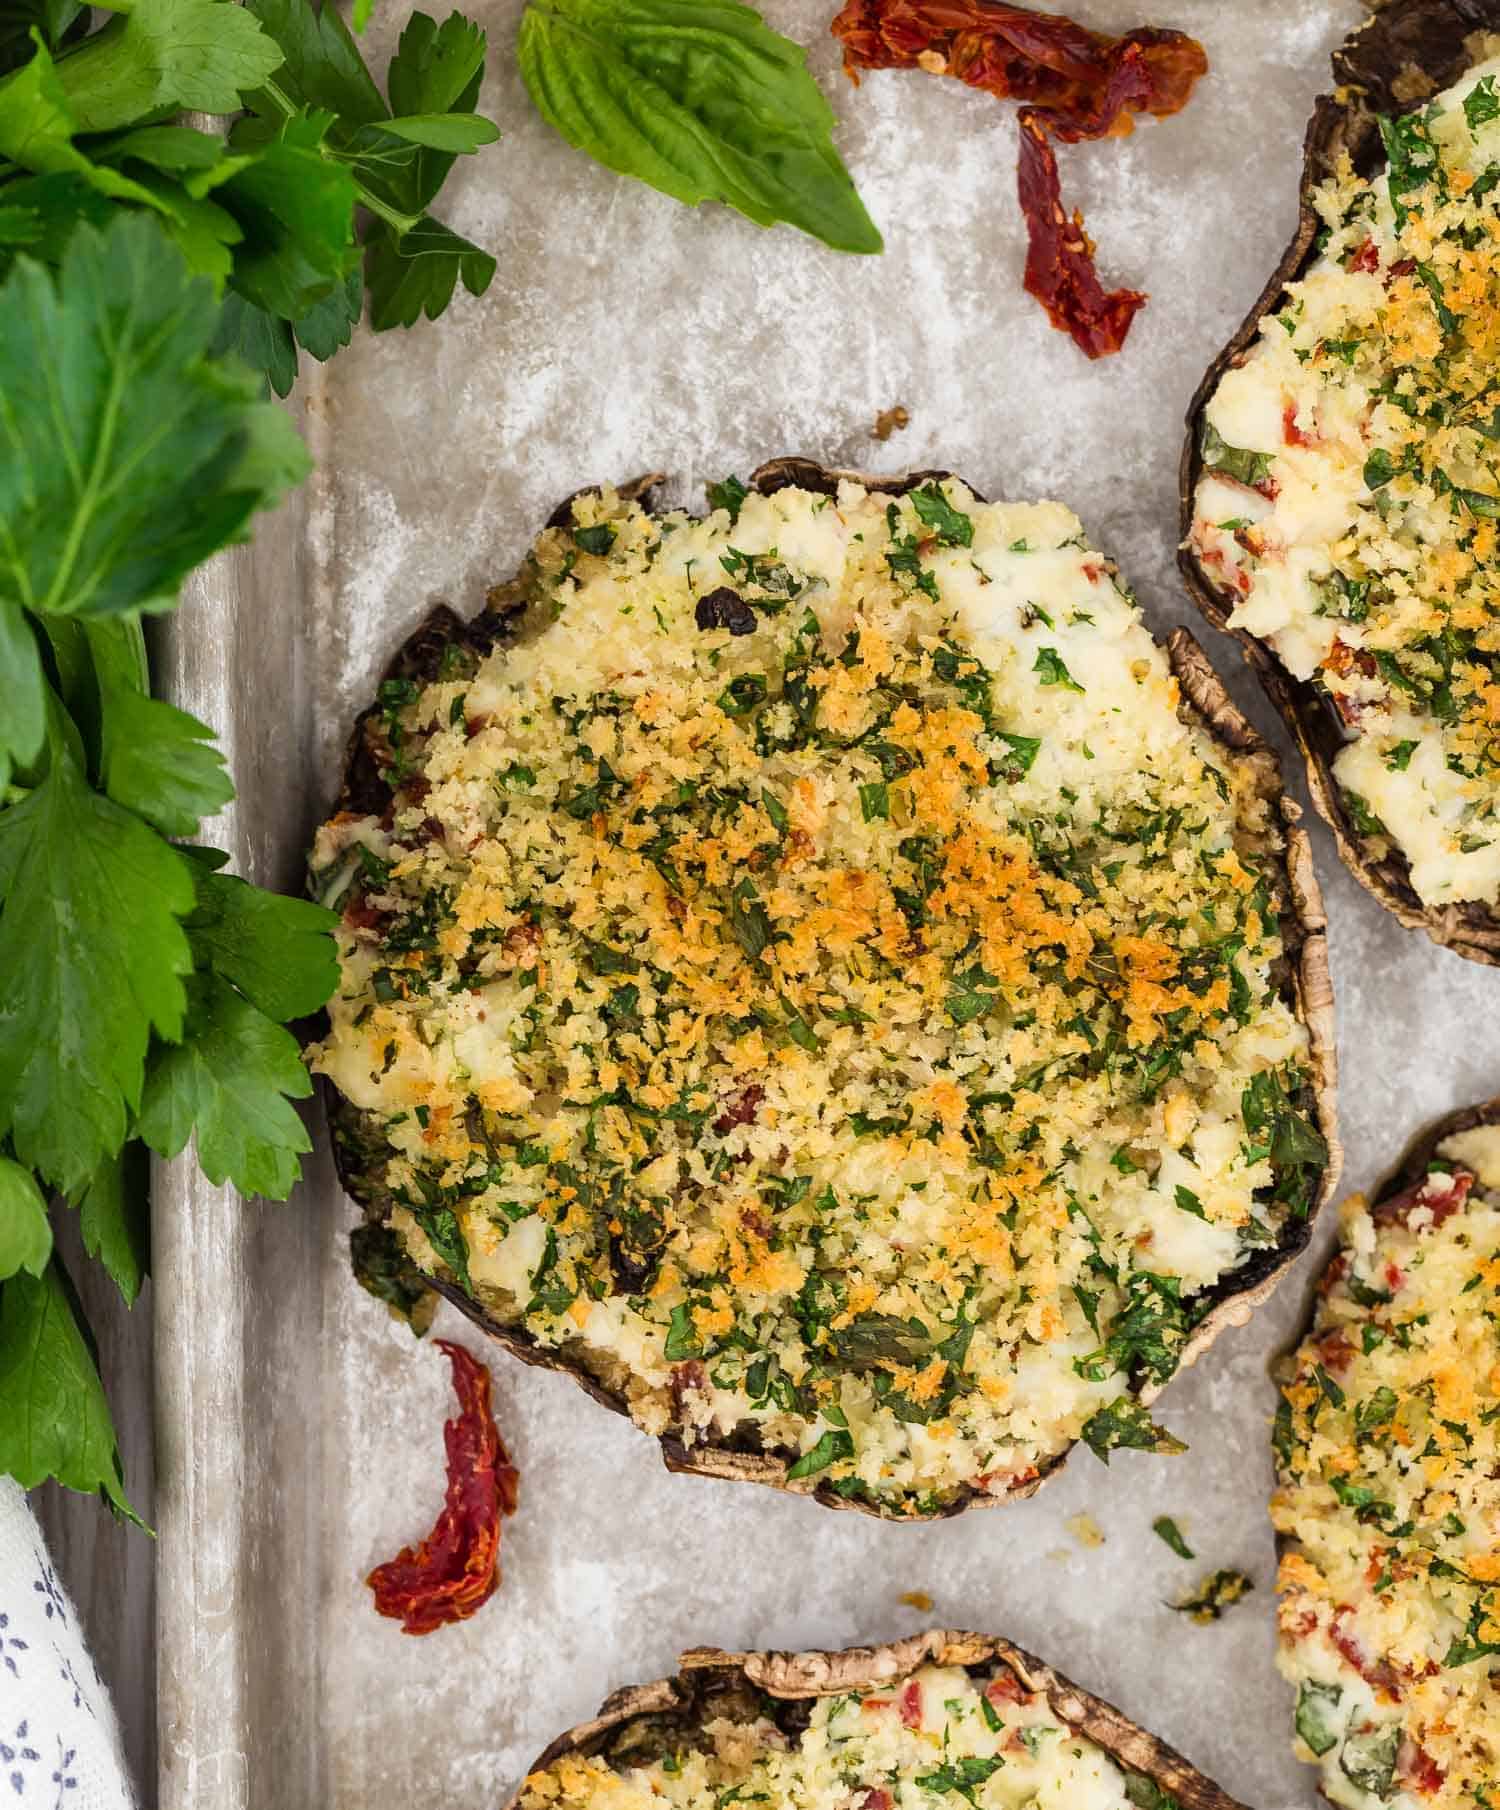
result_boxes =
[1016,111,1143,358]
[832,1,1207,357]
[366,1339,519,1635]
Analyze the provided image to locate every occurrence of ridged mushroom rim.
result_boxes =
[507,1633,1249,1810]
[313,458,1337,1520]
[1181,0,1500,963]
[1272,1098,1500,1810]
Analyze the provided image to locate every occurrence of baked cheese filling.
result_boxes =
[1190,57,1500,908]
[313,477,1319,1512]
[519,1663,1157,1810]
[1273,1124,1500,1809]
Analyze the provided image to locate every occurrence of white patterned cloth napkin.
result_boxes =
[0,1480,134,1809]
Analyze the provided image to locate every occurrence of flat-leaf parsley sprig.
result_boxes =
[0,0,501,396]
[0,212,336,1519]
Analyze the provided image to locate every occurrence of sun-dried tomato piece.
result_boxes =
[832,1,1206,356]
[1373,1168,1473,1231]
[832,1,1203,129]
[1017,112,1144,357]
[366,1339,519,1635]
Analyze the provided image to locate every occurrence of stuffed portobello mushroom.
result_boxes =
[1273,1097,1500,1809]
[1182,0,1500,961]
[510,1632,1248,1810]
[312,458,1336,1520]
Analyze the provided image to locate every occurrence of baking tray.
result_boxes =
[151,3,1500,1805]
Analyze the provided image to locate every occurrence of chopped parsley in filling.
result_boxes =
[1191,57,1500,908]
[313,478,1319,1512]
[518,1662,1173,1810]
[1273,1125,1500,1809]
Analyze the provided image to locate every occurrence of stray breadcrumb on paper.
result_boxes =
[872,405,909,441]
[1064,1511,1105,1550]
[898,1589,934,1612]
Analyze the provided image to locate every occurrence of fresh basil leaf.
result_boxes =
[1338,1723,1398,1797]
[517,0,881,254]
[1201,421,1273,488]
[1294,1681,1342,1757]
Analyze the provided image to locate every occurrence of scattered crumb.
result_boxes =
[1170,1568,1253,1624]
[1064,1512,1105,1550]
[872,405,910,441]
[898,1590,934,1612]
[916,49,946,75]
[1046,1547,1072,1563]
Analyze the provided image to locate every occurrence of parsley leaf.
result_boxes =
[1151,1514,1194,1559]
[785,1425,854,1479]
[0,1156,52,1282]
[1465,74,1500,134]
[88,620,235,837]
[73,1143,149,1307]
[0,213,310,621]
[0,723,194,1195]
[53,0,285,129]
[1081,1396,1187,1463]
[137,971,314,1200]
[1033,646,1083,692]
[0,1261,141,1522]
[183,863,339,1023]
[517,0,881,254]
[365,210,495,326]
[909,482,973,546]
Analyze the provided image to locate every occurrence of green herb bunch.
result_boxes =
[0,0,501,1518]
[0,0,502,396]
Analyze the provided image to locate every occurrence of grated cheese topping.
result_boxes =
[1190,57,1500,908]
[518,1662,1158,1810]
[1272,1124,1500,1809]
[312,477,1321,1513]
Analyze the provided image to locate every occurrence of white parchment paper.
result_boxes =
[159,5,1500,1806]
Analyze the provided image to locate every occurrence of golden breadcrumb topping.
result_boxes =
[1272,1124,1500,1809]
[313,477,1320,1512]
[1192,57,1500,907]
[519,1663,1156,1810]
